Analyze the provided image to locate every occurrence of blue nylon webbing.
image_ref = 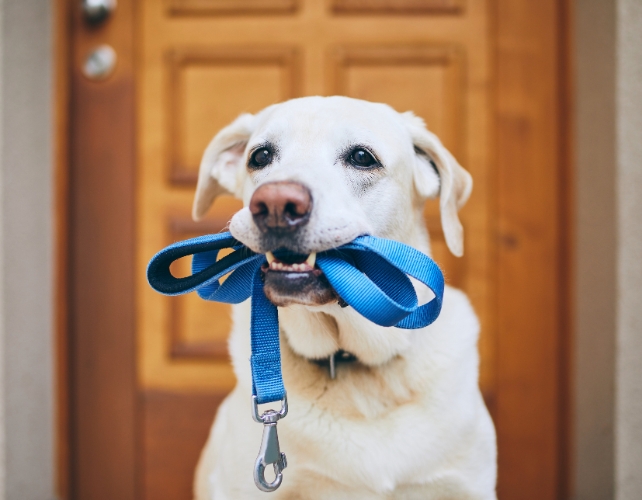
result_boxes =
[147,232,444,404]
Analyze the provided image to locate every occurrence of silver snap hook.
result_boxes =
[252,394,288,492]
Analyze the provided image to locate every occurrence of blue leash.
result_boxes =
[147,231,444,491]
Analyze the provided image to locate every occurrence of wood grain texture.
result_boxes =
[68,0,138,498]
[168,0,298,16]
[141,391,227,500]
[494,0,566,498]
[331,0,463,14]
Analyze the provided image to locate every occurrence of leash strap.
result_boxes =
[147,232,444,405]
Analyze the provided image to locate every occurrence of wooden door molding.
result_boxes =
[558,1,575,497]
[331,0,464,14]
[167,0,298,16]
[61,0,573,498]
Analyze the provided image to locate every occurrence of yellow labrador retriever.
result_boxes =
[192,96,497,499]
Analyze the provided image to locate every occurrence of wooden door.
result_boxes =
[65,0,571,499]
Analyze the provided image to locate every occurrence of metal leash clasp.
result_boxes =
[252,393,288,492]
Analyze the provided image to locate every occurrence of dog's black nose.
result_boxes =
[249,181,312,233]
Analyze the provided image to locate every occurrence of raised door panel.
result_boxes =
[141,391,227,500]
[328,44,494,399]
[169,48,299,184]
[167,0,298,15]
[136,1,496,499]
[328,45,465,275]
[330,46,463,156]
[138,44,299,391]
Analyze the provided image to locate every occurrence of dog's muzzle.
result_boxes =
[249,181,334,306]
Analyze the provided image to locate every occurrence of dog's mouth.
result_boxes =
[261,251,337,307]
[265,251,317,273]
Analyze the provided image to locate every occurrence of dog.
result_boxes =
[191,96,497,499]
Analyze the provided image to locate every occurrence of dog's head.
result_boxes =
[193,96,471,308]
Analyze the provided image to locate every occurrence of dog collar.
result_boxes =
[311,349,359,379]
[147,232,444,492]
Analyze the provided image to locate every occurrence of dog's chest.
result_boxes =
[279,391,461,492]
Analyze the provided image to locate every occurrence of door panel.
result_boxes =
[68,0,569,498]
[138,0,494,495]
[141,391,226,500]
[137,0,493,396]
[168,48,300,184]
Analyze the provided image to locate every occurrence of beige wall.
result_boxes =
[614,0,642,497]
[0,0,56,499]
[574,0,642,499]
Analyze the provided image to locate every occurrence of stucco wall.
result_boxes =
[614,0,642,497]
[0,0,55,499]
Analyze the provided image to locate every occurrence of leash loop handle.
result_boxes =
[146,232,262,300]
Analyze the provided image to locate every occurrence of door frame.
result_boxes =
[58,0,139,499]
[56,0,574,498]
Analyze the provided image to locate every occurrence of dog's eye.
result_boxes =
[249,148,273,169]
[348,148,378,169]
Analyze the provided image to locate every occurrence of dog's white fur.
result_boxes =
[191,97,497,499]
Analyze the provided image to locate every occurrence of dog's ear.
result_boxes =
[402,111,472,257]
[192,113,255,221]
